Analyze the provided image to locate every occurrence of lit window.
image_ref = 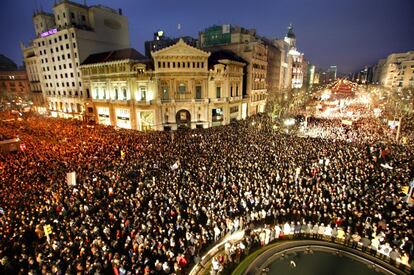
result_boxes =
[178,83,186,93]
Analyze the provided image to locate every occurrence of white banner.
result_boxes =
[67,172,76,186]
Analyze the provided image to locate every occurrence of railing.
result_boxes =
[229,96,243,102]
[92,98,110,103]
[194,98,209,103]
[112,99,131,105]
[189,223,412,275]
[210,97,228,103]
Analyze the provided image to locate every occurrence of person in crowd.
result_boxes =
[0,111,412,274]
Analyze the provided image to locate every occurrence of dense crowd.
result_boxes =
[0,112,413,274]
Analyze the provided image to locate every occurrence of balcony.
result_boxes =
[112,99,131,105]
[93,98,110,103]
[210,97,228,103]
[135,99,152,105]
[193,98,209,104]
[175,98,193,103]
[160,99,174,104]
[229,96,243,102]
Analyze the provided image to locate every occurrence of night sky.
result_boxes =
[0,0,413,73]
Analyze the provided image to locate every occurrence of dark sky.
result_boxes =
[0,0,413,73]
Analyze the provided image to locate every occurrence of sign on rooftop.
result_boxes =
[41,28,57,38]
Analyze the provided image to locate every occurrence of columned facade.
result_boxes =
[80,40,247,131]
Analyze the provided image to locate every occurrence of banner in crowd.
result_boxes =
[341,120,353,126]
[388,120,399,129]
[66,172,76,186]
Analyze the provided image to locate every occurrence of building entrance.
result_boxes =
[176,109,191,128]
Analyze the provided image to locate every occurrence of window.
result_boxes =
[162,86,169,100]
[178,83,186,93]
[81,15,86,21]
[66,44,69,49]
[139,86,146,100]
[230,86,233,97]
[59,36,62,41]
[122,87,127,99]
[216,86,221,98]
[64,34,68,39]
[63,12,66,18]
[114,87,118,100]
[60,45,63,51]
[196,85,202,99]
[67,54,71,59]
[73,43,76,48]
[71,12,74,19]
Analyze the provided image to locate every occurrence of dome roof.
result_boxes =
[286,24,296,39]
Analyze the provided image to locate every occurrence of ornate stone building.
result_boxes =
[199,25,268,115]
[80,39,247,130]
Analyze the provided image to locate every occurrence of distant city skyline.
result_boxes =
[0,0,413,73]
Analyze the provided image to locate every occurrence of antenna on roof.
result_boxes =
[34,0,39,14]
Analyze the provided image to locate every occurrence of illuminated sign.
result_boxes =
[41,28,58,38]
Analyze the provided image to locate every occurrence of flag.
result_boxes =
[380,163,393,170]
[120,150,125,160]
[171,161,179,171]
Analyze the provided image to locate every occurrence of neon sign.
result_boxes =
[40,28,58,38]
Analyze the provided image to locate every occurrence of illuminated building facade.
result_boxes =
[80,39,247,130]
[199,25,268,115]
[376,51,414,88]
[21,0,130,119]
[0,70,31,100]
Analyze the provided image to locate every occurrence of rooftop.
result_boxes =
[81,48,148,65]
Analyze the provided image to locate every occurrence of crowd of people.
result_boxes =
[0,111,413,274]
